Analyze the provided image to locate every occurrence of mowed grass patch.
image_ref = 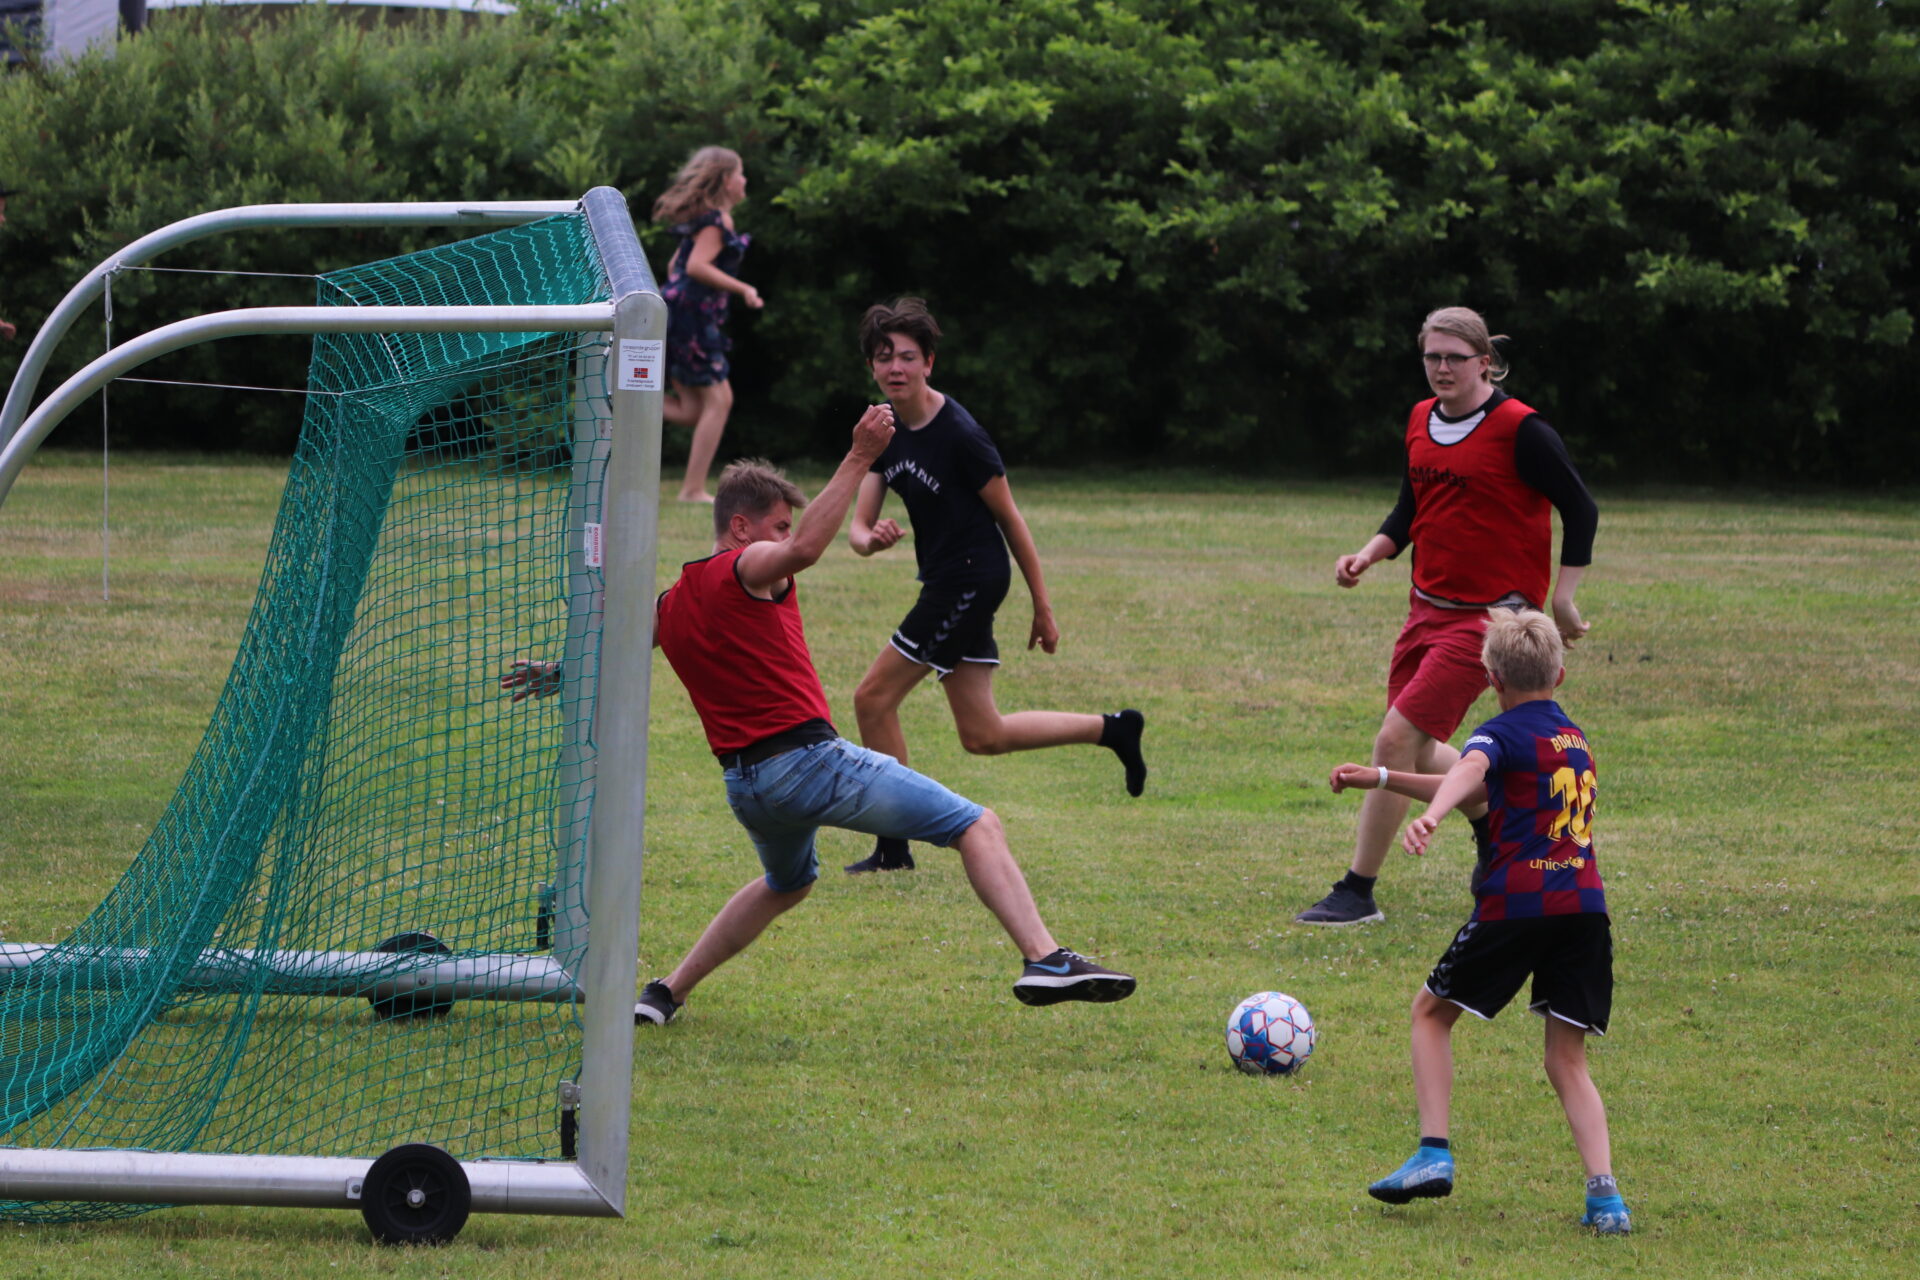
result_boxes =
[1,452,1915,1279]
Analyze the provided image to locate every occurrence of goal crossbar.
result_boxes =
[0,200,581,454]
[0,303,617,505]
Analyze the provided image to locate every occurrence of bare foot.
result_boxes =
[677,492,715,504]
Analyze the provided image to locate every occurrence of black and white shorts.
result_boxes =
[888,575,1011,678]
[1424,913,1614,1035]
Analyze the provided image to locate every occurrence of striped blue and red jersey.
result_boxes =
[1460,699,1608,922]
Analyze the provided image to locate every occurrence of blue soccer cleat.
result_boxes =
[1583,1193,1632,1235]
[1367,1146,1455,1204]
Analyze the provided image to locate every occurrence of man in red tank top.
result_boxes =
[1296,307,1599,927]
[511,406,1136,1024]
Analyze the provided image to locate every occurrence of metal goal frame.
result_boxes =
[0,188,661,1230]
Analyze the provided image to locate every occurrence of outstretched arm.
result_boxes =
[848,471,905,556]
[736,405,895,593]
[978,474,1057,653]
[502,586,669,701]
[1328,762,1449,803]
[1402,753,1491,855]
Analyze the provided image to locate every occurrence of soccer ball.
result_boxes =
[1225,991,1316,1076]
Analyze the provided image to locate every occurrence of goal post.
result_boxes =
[0,189,663,1242]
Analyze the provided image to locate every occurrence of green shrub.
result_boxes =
[0,9,575,452]
[743,0,1918,480]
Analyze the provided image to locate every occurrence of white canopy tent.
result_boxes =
[2,0,514,66]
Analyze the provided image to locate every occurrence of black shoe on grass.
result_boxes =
[634,979,681,1026]
[845,836,915,874]
[1013,949,1136,1006]
[1100,709,1149,797]
[1293,882,1385,926]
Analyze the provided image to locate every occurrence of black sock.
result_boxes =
[1419,1136,1450,1151]
[1099,709,1148,797]
[846,836,914,872]
[1586,1174,1618,1197]
[1340,870,1378,897]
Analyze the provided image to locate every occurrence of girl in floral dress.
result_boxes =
[652,146,763,502]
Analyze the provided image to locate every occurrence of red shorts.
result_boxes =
[1386,593,1493,741]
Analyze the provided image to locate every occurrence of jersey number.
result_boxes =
[1547,767,1596,848]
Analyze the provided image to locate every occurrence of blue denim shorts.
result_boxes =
[722,737,985,891]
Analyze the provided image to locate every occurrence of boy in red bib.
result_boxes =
[1297,306,1598,926]
[505,407,1135,1023]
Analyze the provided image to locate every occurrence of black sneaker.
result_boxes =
[634,979,681,1026]
[1294,882,1385,926]
[1013,948,1136,1006]
[845,836,915,874]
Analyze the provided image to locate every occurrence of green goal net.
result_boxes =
[1,212,620,1224]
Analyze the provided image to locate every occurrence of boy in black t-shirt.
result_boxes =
[842,298,1147,873]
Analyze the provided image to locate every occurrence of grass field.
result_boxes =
[1,451,1915,1279]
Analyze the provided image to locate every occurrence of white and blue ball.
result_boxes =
[1225,991,1316,1076]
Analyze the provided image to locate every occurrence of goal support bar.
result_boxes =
[0,942,583,1003]
[0,1148,619,1217]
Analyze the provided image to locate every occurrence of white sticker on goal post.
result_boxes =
[584,523,604,568]
[616,339,664,392]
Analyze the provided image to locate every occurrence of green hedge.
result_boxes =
[2,1,1915,481]
[0,10,583,450]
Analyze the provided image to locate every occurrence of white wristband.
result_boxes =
[1377,766,1390,789]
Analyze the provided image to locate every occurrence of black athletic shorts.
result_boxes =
[888,574,1011,677]
[1424,913,1613,1035]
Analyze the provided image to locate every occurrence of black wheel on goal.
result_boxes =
[361,1142,471,1245]
[368,931,456,1022]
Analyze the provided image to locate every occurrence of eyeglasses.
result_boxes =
[1421,351,1484,369]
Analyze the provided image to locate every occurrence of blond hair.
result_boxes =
[652,146,743,227]
[1418,306,1510,383]
[714,458,807,538]
[1482,608,1563,692]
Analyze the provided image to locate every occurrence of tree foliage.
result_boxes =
[1,10,577,449]
[2,1,1914,481]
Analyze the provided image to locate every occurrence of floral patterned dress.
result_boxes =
[661,209,751,387]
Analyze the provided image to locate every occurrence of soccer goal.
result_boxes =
[0,189,664,1243]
